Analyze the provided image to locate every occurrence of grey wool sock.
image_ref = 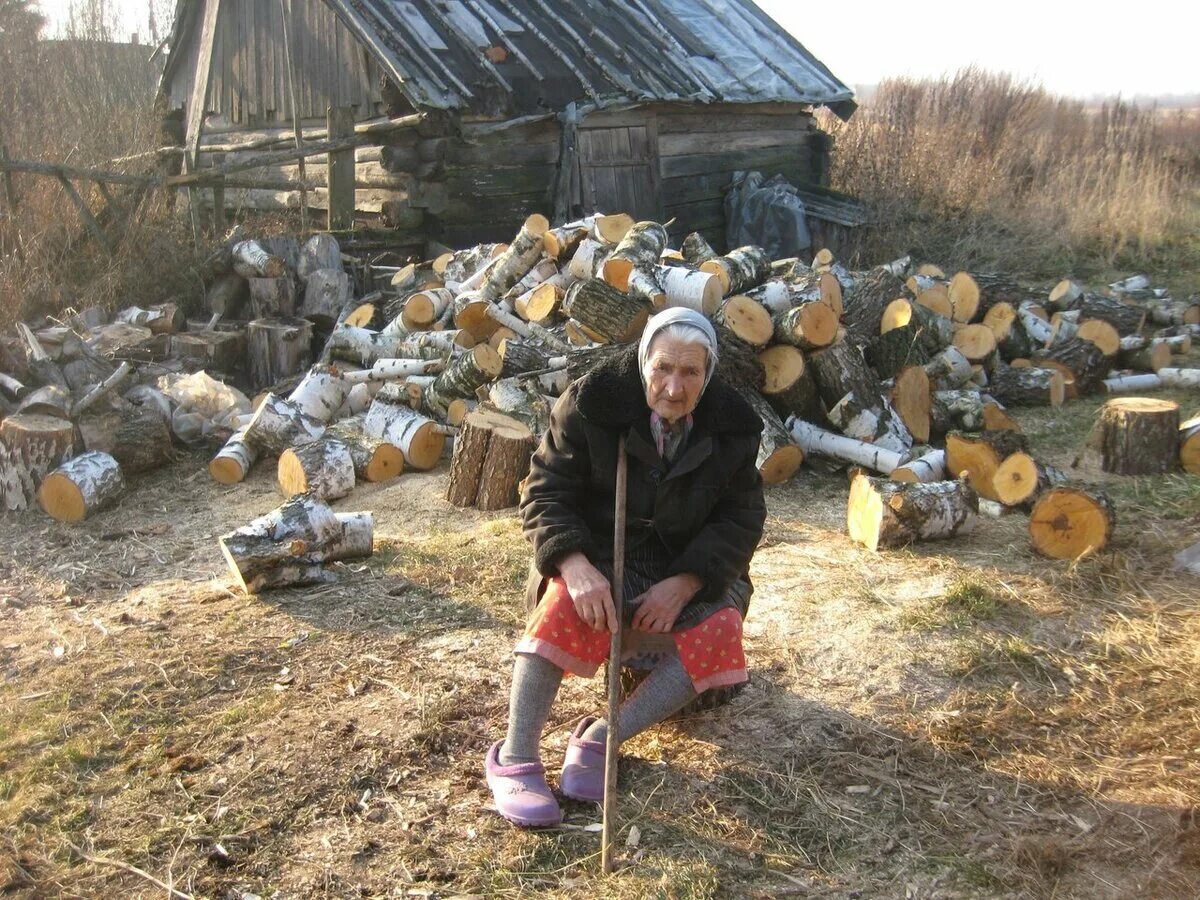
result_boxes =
[582,653,698,747]
[499,652,564,766]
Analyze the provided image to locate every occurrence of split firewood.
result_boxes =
[1029,487,1114,559]
[563,279,650,344]
[700,246,771,296]
[37,450,125,523]
[77,403,172,475]
[987,365,1065,407]
[827,392,913,454]
[758,345,820,421]
[891,448,945,483]
[770,300,839,352]
[1179,415,1200,475]
[847,473,978,551]
[736,388,804,485]
[247,317,313,390]
[242,393,325,457]
[602,221,669,293]
[480,214,550,302]
[1091,397,1180,475]
[944,429,1030,501]
[889,365,932,443]
[324,415,405,482]
[301,269,353,327]
[992,452,1070,510]
[681,232,718,266]
[1032,337,1111,398]
[232,239,287,278]
[297,233,341,282]
[362,387,445,469]
[219,493,374,593]
[423,344,503,418]
[787,418,905,474]
[946,272,981,323]
[445,408,535,510]
[278,438,356,500]
[0,413,75,511]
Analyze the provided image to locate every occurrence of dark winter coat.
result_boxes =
[519,345,767,631]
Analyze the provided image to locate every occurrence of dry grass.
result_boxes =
[821,69,1200,289]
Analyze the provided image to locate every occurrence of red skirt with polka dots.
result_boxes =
[514,577,748,694]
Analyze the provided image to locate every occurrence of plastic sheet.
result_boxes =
[724,170,811,259]
[157,371,251,446]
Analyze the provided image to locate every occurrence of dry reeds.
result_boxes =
[822,68,1200,280]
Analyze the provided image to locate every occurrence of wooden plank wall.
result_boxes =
[167,0,384,129]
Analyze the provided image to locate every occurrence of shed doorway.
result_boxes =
[578,118,662,221]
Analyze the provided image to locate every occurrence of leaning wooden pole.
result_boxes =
[280,0,309,235]
[602,435,628,875]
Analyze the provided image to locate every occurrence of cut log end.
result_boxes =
[1029,487,1114,559]
[209,455,249,485]
[760,444,804,486]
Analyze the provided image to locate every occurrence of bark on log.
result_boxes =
[0,413,75,511]
[848,473,978,551]
[807,341,880,410]
[1032,337,1111,397]
[443,243,504,283]
[232,239,286,278]
[242,393,325,456]
[881,298,954,353]
[170,330,243,373]
[930,390,990,435]
[207,271,249,319]
[297,233,341,282]
[1029,487,1114,559]
[714,328,766,392]
[602,221,669,293]
[1142,299,1200,327]
[738,387,804,485]
[923,346,974,390]
[759,345,820,422]
[247,317,313,390]
[362,393,445,469]
[286,365,350,423]
[301,269,352,326]
[891,448,945,483]
[992,452,1070,510]
[982,302,1032,361]
[219,493,374,593]
[945,429,1031,501]
[37,450,124,523]
[324,414,405,482]
[1102,374,1162,394]
[987,365,1065,407]
[445,408,535,510]
[568,238,608,280]
[1074,294,1147,335]
[278,438,356,500]
[843,267,907,342]
[423,344,503,418]
[543,225,589,261]
[1180,415,1200,476]
[700,245,771,296]
[563,279,650,344]
[681,232,718,266]
[866,326,930,380]
[210,424,258,484]
[479,214,549,302]
[1159,368,1200,389]
[248,276,297,319]
[828,392,913,454]
[498,339,551,377]
[486,378,552,438]
[1048,279,1084,311]
[77,404,172,475]
[1096,397,1180,475]
[115,303,186,335]
[787,418,904,474]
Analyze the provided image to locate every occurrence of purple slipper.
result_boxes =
[561,717,607,803]
[484,740,562,827]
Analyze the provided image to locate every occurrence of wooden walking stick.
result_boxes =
[601,434,628,874]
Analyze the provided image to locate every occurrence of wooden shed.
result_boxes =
[160,0,856,251]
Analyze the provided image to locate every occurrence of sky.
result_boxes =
[31,0,1199,101]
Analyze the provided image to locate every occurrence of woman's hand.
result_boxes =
[631,574,703,633]
[559,552,616,632]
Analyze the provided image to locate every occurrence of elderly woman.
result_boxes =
[484,308,767,827]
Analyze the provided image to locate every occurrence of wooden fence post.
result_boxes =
[210,151,225,234]
[327,106,355,231]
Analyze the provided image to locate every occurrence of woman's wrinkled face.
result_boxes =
[644,335,707,424]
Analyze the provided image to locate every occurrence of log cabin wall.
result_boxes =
[163,0,386,131]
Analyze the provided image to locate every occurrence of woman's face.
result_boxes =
[644,335,707,424]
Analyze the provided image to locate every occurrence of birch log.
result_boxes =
[787,418,904,474]
[891,448,946,483]
[847,473,978,551]
[479,214,550,302]
[362,392,445,469]
[242,393,326,456]
[278,438,356,500]
[37,451,125,523]
[324,414,405,482]
[602,221,669,292]
[700,245,771,296]
[210,424,259,484]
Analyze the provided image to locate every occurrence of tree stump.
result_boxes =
[445,409,535,510]
[0,413,76,511]
[847,473,978,551]
[278,439,356,500]
[1029,487,1114,559]
[248,276,297,318]
[945,430,1030,501]
[1096,397,1180,475]
[247,317,313,391]
[324,415,405,482]
[992,452,1071,510]
[219,494,374,593]
[38,451,125,523]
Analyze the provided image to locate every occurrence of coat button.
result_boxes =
[648,468,662,483]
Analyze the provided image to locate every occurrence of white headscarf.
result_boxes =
[637,308,720,392]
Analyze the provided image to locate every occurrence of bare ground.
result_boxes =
[2,388,1199,899]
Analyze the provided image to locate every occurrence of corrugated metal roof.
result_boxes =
[324,0,854,116]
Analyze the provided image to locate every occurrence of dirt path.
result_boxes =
[2,401,1199,898]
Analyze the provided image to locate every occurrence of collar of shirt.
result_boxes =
[649,411,693,462]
